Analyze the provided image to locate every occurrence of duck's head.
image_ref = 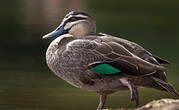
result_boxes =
[42,11,96,39]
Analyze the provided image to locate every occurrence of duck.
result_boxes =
[42,10,179,110]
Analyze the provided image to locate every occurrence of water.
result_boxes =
[0,66,178,110]
[1,0,179,110]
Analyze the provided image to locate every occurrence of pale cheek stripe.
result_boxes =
[64,20,85,30]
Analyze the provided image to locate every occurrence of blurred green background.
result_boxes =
[0,0,179,110]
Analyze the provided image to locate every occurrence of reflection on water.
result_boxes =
[1,0,179,110]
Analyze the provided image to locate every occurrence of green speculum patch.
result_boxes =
[91,63,122,75]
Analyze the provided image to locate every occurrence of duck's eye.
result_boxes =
[70,17,77,21]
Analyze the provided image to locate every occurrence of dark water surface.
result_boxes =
[1,0,179,110]
[0,64,178,110]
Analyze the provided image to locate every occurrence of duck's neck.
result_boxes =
[68,20,96,37]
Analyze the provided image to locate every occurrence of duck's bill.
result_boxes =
[42,25,67,39]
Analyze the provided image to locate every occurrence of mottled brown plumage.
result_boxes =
[43,11,179,110]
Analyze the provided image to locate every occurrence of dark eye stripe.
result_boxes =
[64,17,86,26]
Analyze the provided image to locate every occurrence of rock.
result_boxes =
[138,98,179,110]
[105,98,179,110]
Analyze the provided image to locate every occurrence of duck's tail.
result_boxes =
[152,77,179,97]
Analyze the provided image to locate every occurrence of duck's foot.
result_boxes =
[97,94,107,110]
[120,78,139,107]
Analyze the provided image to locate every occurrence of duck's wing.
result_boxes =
[90,40,166,76]
[65,38,166,77]
[98,33,171,65]
[64,37,179,98]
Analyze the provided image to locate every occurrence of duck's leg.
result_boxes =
[120,78,139,107]
[97,94,107,110]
